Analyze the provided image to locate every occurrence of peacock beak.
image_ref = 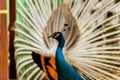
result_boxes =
[48,33,55,38]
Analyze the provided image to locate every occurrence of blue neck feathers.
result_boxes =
[56,33,65,48]
[55,32,83,80]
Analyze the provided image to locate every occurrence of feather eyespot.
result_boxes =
[63,29,66,31]
[64,24,68,26]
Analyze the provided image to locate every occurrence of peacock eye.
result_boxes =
[54,33,60,38]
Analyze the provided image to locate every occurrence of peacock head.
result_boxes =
[48,32,65,48]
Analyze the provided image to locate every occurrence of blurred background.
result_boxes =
[0,0,16,79]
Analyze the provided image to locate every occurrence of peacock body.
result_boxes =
[15,0,120,80]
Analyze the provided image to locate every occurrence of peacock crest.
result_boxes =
[15,0,120,80]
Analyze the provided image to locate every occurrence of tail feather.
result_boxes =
[15,0,120,80]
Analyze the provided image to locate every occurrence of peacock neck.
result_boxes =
[55,44,84,80]
[52,32,83,80]
[57,37,65,49]
[56,47,64,60]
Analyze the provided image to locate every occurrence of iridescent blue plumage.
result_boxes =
[49,32,84,80]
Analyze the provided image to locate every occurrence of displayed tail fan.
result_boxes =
[15,0,120,80]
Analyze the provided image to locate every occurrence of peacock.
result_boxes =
[15,0,120,80]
